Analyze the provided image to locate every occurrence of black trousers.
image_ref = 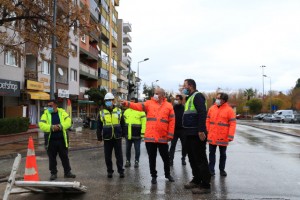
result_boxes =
[209,144,227,172]
[145,142,170,178]
[47,139,71,175]
[104,138,124,174]
[169,128,187,161]
[186,135,211,188]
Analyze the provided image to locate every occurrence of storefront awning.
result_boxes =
[28,91,50,100]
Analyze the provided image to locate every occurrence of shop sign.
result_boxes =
[27,80,44,91]
[58,89,69,98]
[0,79,20,97]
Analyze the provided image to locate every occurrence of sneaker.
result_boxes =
[64,172,76,178]
[151,177,157,184]
[184,181,199,189]
[50,174,57,181]
[119,173,125,178]
[107,173,113,178]
[191,187,211,194]
[165,175,175,182]
[134,161,139,168]
[220,170,227,176]
[125,161,131,168]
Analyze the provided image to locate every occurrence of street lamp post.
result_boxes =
[260,65,266,111]
[137,58,149,98]
[151,80,159,96]
[264,75,272,113]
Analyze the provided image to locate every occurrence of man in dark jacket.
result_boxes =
[97,92,125,178]
[182,79,211,194]
[169,94,187,166]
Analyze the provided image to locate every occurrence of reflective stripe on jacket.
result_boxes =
[126,98,175,144]
[123,108,146,140]
[206,102,236,146]
[100,107,123,140]
[38,108,71,148]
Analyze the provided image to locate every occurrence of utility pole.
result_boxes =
[50,0,57,100]
[260,65,266,111]
[127,62,131,101]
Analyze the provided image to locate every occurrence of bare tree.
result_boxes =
[0,0,98,56]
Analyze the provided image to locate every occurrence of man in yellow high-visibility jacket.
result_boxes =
[39,99,76,181]
[123,97,146,168]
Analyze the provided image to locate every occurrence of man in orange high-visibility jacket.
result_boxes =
[121,87,175,184]
[206,92,236,177]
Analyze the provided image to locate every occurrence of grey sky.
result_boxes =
[118,0,300,95]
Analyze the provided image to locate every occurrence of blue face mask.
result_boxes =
[182,88,189,95]
[105,101,113,107]
[47,107,54,113]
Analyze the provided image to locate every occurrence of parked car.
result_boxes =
[236,114,252,120]
[253,113,267,120]
[262,114,281,122]
[282,114,300,123]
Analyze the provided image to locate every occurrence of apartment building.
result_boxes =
[116,19,131,100]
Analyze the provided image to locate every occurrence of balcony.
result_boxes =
[123,22,132,33]
[123,33,132,43]
[122,55,131,66]
[117,73,127,82]
[79,63,98,80]
[123,44,132,53]
[118,87,128,94]
[89,45,98,58]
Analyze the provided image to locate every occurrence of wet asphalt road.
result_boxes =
[1,124,300,200]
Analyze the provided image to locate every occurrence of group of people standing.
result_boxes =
[38,78,236,195]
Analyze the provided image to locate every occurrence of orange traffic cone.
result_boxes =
[24,136,40,181]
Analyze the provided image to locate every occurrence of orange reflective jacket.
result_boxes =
[206,102,236,146]
[126,98,175,144]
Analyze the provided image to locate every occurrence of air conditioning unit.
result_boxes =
[84,95,89,99]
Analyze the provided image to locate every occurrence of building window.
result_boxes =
[71,69,77,81]
[70,43,77,56]
[81,34,86,43]
[41,60,50,75]
[4,51,18,67]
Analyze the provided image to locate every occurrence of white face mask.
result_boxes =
[215,99,221,106]
[173,100,179,105]
[153,94,159,101]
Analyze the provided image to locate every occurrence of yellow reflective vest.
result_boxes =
[123,108,146,140]
[39,108,71,148]
[99,107,123,140]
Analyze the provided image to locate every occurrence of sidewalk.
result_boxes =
[0,128,101,160]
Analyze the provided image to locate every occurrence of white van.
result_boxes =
[274,110,294,120]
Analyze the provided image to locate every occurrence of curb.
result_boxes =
[238,123,300,138]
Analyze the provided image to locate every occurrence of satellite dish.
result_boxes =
[58,68,64,76]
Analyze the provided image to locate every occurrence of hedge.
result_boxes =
[0,117,30,135]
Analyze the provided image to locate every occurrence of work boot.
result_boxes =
[125,160,131,168]
[107,172,113,178]
[151,177,157,184]
[165,175,175,182]
[184,181,199,189]
[220,170,227,176]
[64,172,76,178]
[119,173,125,178]
[191,187,211,194]
[134,161,139,168]
[50,173,57,181]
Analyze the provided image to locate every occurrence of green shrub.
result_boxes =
[0,117,30,135]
